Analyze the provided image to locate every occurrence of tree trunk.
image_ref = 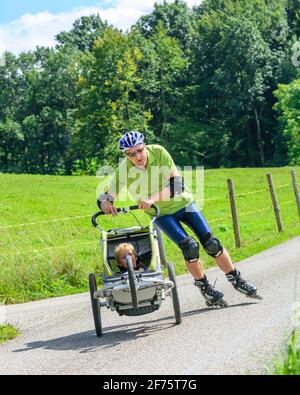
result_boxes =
[254,107,265,167]
[246,125,255,166]
[4,148,8,170]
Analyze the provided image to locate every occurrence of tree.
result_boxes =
[0,52,20,120]
[192,15,273,165]
[17,47,78,174]
[56,15,110,52]
[0,1,298,173]
[189,0,296,167]
[0,119,23,171]
[273,76,300,165]
[165,116,232,168]
[286,0,300,38]
[134,0,196,51]
[196,0,289,49]
[132,22,188,143]
[0,52,26,172]
[73,28,152,169]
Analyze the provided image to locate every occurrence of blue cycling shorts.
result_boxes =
[154,203,212,245]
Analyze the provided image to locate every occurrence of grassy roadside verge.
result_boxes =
[272,331,300,375]
[0,324,19,344]
[1,166,300,304]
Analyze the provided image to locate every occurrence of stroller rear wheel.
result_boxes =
[168,262,182,324]
[89,273,103,337]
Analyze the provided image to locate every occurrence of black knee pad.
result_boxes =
[178,237,199,263]
[202,233,223,258]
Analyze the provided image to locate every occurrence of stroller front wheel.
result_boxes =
[125,256,139,309]
[168,262,182,325]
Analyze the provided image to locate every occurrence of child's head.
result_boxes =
[114,243,138,269]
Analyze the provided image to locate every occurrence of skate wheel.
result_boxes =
[252,292,263,301]
[206,299,228,308]
[218,299,229,308]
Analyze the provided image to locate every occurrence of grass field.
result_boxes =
[0,324,19,344]
[1,166,300,304]
[272,331,300,375]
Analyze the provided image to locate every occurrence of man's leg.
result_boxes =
[154,215,225,304]
[177,237,226,304]
[185,259,205,280]
[201,234,261,297]
[181,203,262,299]
[214,248,235,274]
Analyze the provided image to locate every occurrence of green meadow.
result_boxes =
[272,331,300,375]
[1,166,300,304]
[0,324,19,344]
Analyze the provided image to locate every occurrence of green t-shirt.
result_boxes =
[110,144,194,216]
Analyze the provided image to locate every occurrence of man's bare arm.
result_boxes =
[98,191,118,216]
[139,169,183,209]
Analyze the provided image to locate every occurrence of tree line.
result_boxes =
[0,0,299,175]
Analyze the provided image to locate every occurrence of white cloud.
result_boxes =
[0,1,203,55]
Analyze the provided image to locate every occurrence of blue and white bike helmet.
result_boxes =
[119,131,145,152]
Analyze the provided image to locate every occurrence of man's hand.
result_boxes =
[138,200,155,210]
[101,201,118,217]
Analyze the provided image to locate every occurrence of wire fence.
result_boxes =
[0,171,299,257]
[0,240,99,258]
[0,183,294,230]
[205,183,291,202]
[0,214,93,230]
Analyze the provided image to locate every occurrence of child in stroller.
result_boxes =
[114,243,148,273]
[89,205,181,337]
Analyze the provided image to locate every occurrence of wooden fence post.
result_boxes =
[291,169,300,222]
[266,173,283,232]
[227,178,241,248]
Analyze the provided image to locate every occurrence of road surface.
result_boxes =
[1,236,299,375]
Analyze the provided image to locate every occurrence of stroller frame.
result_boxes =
[89,205,182,337]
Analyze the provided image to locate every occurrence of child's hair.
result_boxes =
[114,243,137,264]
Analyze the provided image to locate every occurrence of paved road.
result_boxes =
[1,237,300,375]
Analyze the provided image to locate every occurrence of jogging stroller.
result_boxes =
[89,204,181,337]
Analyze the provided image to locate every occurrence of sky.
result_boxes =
[0,0,202,55]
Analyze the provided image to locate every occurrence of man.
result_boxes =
[99,131,261,306]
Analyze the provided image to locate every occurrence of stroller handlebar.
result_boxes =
[91,204,160,228]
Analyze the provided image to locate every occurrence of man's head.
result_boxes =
[119,131,147,167]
